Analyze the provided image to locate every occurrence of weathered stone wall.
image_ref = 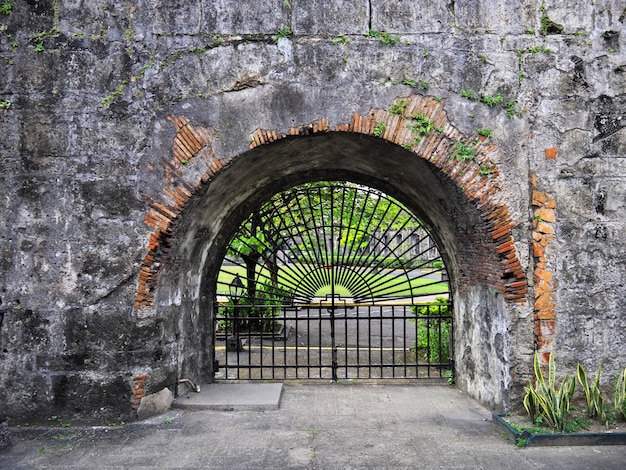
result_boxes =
[0,0,624,422]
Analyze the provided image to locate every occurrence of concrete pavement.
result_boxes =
[1,383,625,469]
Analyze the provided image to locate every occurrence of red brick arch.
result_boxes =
[134,95,527,316]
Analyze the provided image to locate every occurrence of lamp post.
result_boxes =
[227,275,245,352]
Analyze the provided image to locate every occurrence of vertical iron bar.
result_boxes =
[224,316,229,378]
[318,305,324,379]
[330,306,337,382]
[411,304,420,378]
[304,307,309,379]
[324,187,337,382]
[258,312,264,380]
[268,308,272,379]
[306,307,310,379]
[293,307,298,379]
[424,311,429,378]
[343,303,348,379]
[438,303,443,376]
[366,305,370,378]
[402,305,407,377]
[247,314,251,379]
[234,303,241,374]
[450,299,455,379]
[356,305,361,378]
[391,305,396,378]
[379,305,383,378]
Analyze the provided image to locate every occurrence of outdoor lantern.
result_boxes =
[229,275,244,304]
[227,275,245,352]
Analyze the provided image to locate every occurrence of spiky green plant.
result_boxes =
[523,352,576,432]
[615,367,626,420]
[577,363,606,423]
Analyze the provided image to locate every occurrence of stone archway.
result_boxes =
[134,95,528,409]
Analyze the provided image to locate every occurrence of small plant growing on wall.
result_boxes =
[504,100,517,118]
[373,121,386,137]
[479,163,495,175]
[476,128,492,138]
[402,113,444,148]
[452,141,476,162]
[461,88,476,100]
[409,113,436,135]
[331,36,350,46]
[389,99,408,116]
[460,88,518,118]
[0,1,12,15]
[367,30,400,45]
[275,27,292,43]
[480,93,503,107]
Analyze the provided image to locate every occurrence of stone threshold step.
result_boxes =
[173,383,283,411]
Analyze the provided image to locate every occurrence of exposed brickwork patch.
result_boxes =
[131,373,148,413]
[530,180,557,360]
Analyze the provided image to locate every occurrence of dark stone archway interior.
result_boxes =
[154,132,511,407]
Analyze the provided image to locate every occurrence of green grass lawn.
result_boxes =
[217,264,448,298]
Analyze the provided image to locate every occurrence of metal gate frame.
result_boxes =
[215,300,453,381]
[214,182,453,381]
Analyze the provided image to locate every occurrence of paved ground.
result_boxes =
[1,383,625,469]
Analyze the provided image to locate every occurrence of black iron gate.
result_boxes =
[214,182,453,381]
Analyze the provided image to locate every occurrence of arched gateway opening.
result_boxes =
[215,181,452,381]
[135,95,527,407]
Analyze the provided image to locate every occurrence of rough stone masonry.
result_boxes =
[0,0,624,424]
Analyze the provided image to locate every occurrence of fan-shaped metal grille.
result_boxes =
[217,182,449,306]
